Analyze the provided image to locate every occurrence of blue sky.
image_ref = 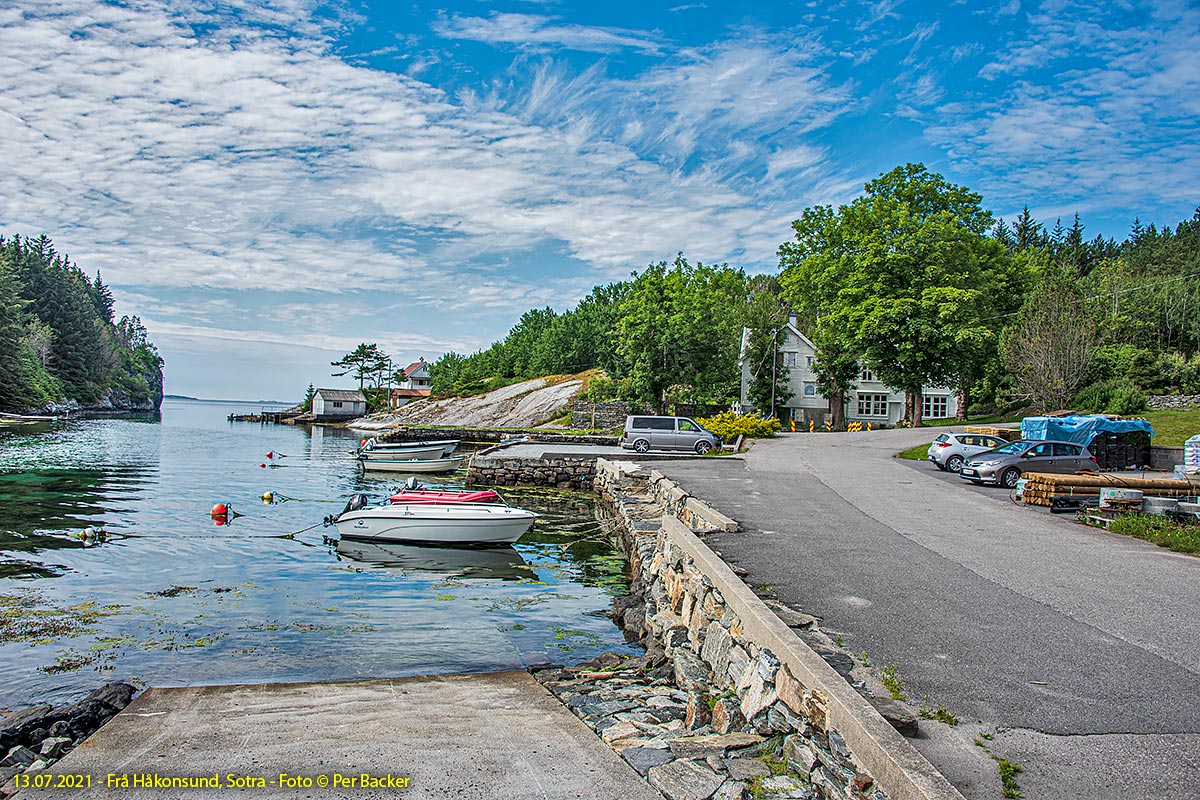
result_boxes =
[1,0,1196,400]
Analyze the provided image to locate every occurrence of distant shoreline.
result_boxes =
[164,395,296,405]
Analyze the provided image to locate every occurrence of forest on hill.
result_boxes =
[430,163,1200,426]
[0,235,163,413]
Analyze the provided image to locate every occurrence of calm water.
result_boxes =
[0,400,635,709]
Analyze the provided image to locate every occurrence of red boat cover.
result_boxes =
[388,489,501,505]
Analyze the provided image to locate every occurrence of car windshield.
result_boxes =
[991,441,1029,455]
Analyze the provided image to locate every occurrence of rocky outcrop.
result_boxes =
[1147,394,1200,411]
[364,375,587,429]
[1,683,136,797]
[23,363,164,416]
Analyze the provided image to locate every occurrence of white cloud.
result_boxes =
[433,12,664,54]
[925,0,1200,214]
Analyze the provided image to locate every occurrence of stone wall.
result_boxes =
[1147,394,1200,410]
[466,455,596,489]
[571,401,629,431]
[380,427,618,446]
[593,459,963,800]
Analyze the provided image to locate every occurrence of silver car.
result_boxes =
[620,416,722,455]
[927,433,1008,472]
[959,439,1097,488]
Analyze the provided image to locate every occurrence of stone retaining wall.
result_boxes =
[572,401,629,431]
[594,459,963,800]
[466,455,596,489]
[380,427,618,446]
[1147,394,1200,410]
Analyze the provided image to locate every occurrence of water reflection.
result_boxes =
[336,541,532,582]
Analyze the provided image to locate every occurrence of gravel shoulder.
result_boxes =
[652,430,1200,800]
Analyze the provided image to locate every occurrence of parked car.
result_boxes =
[959,440,1097,488]
[621,415,722,455]
[926,433,1008,472]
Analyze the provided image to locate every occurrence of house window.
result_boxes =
[806,356,814,368]
[860,367,876,382]
[784,352,797,367]
[923,395,949,419]
[332,401,343,408]
[803,383,817,397]
[857,393,888,417]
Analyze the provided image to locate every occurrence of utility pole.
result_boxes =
[769,327,778,420]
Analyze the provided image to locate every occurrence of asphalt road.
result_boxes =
[653,429,1200,800]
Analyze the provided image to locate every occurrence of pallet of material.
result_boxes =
[964,426,1021,440]
[1019,472,1200,507]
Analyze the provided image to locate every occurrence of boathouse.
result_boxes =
[311,388,366,421]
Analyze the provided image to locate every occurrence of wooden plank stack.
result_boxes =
[964,425,1021,441]
[1019,472,1200,507]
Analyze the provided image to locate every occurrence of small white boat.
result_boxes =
[335,500,538,544]
[359,444,445,461]
[358,456,464,474]
[361,438,459,457]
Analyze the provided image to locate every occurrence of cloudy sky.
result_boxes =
[1,0,1196,400]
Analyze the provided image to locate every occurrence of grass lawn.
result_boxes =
[1138,409,1200,447]
[896,443,929,461]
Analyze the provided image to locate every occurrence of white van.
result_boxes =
[620,416,722,454]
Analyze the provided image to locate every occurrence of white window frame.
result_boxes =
[784,352,797,367]
[922,395,949,419]
[856,393,888,417]
[332,400,343,408]
[803,382,817,398]
[860,367,876,382]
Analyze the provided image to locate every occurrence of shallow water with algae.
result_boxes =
[0,399,635,709]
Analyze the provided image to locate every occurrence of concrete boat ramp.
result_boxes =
[22,672,664,800]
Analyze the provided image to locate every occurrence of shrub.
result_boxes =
[696,411,781,443]
[1072,379,1122,412]
[1104,386,1147,416]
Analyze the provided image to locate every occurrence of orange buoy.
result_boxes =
[210,503,228,517]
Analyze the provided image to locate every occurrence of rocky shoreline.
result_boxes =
[1,683,136,797]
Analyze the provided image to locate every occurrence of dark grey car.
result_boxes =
[620,415,722,455]
[959,439,1097,488]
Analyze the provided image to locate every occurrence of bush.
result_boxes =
[1104,385,1147,416]
[1072,379,1122,412]
[696,411,781,443]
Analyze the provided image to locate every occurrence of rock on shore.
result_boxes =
[1,683,136,797]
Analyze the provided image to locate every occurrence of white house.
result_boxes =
[311,388,367,421]
[398,359,432,391]
[738,316,957,427]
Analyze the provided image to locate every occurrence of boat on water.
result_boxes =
[335,540,529,581]
[358,444,445,461]
[360,437,459,457]
[358,456,464,474]
[332,494,538,544]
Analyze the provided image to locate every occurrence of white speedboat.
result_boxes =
[333,497,538,544]
[358,456,464,473]
[361,438,459,457]
[359,444,445,461]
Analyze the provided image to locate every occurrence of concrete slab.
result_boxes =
[24,672,665,800]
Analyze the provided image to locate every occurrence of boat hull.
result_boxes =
[358,456,464,473]
[360,444,445,461]
[365,439,459,456]
[336,505,536,544]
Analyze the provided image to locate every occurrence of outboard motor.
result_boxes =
[341,493,370,516]
[403,476,421,491]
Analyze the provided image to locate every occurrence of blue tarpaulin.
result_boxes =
[1021,414,1155,444]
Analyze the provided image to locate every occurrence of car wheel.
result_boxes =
[946,455,964,472]
[1001,467,1021,488]
[633,439,650,454]
[695,440,712,455]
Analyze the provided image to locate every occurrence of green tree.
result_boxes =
[741,277,793,416]
[780,163,1008,426]
[331,343,389,390]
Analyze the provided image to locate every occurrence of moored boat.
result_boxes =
[333,497,537,544]
[359,444,445,461]
[358,456,464,474]
[360,438,459,457]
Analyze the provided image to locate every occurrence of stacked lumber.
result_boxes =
[1020,472,1200,507]
[964,425,1021,441]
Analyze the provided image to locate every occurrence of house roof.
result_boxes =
[315,388,366,402]
[390,388,432,398]
[738,320,817,364]
[402,360,428,377]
